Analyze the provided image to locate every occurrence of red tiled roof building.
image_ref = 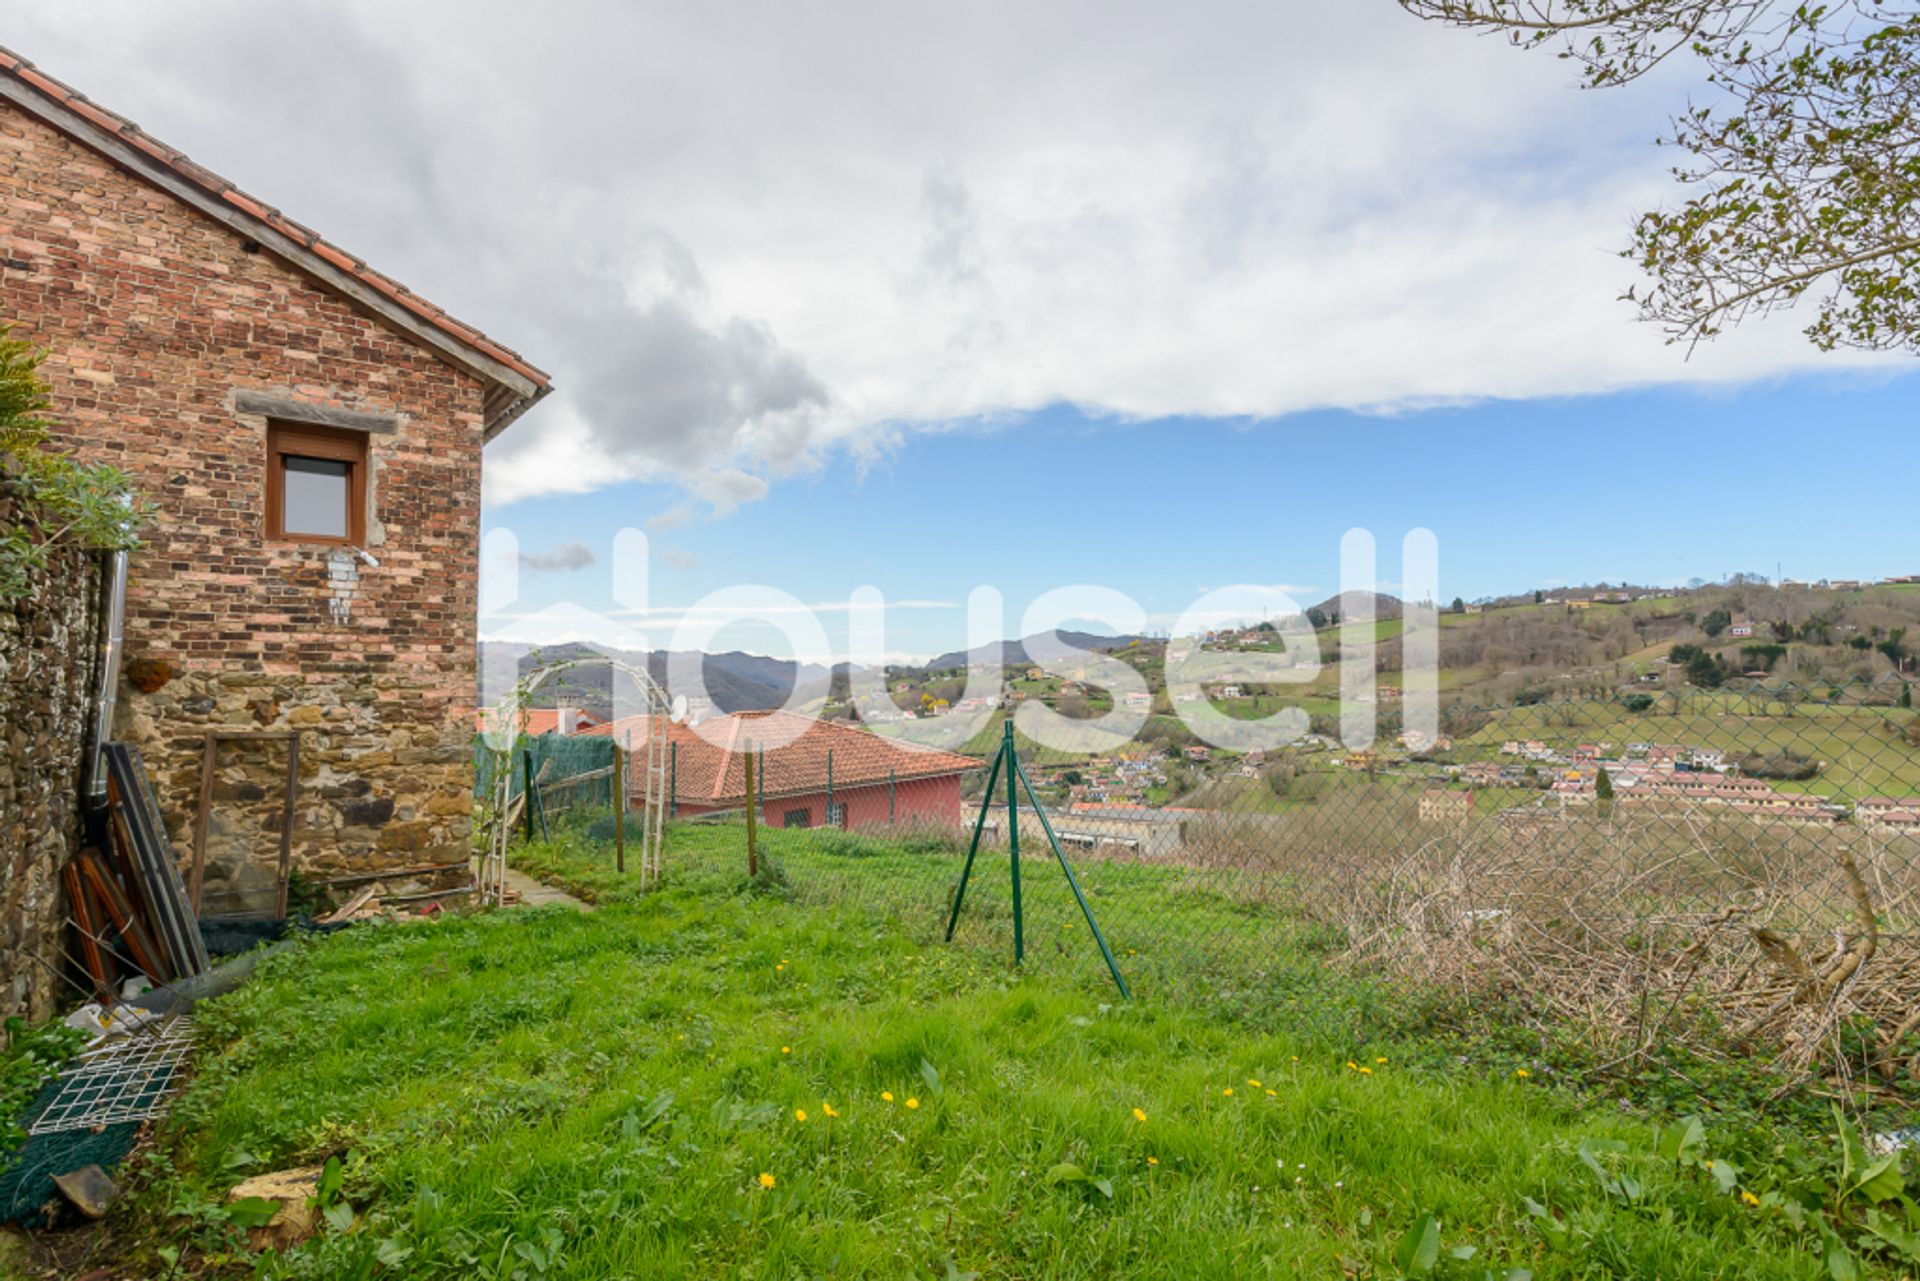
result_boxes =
[586,711,980,829]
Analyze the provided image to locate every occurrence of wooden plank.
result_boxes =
[306,859,469,889]
[79,851,171,984]
[62,861,115,999]
[275,734,300,920]
[190,734,217,912]
[613,745,626,875]
[317,886,377,925]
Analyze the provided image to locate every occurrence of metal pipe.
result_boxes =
[85,549,128,804]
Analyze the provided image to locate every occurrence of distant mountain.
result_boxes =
[913,629,1151,676]
[479,641,836,716]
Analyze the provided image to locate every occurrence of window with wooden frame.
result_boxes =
[266,422,367,544]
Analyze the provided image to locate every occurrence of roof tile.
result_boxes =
[586,710,980,805]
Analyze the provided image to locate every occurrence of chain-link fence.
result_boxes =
[474,732,619,843]
[500,677,1920,1086]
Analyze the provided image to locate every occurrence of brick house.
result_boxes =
[587,711,979,829]
[0,49,550,882]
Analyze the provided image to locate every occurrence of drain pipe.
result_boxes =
[84,548,129,819]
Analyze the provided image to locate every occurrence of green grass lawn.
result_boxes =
[104,823,1914,1279]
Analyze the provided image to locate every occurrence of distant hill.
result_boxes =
[1311,591,1404,624]
[913,629,1151,676]
[479,641,835,716]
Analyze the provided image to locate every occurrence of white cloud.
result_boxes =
[12,3,1898,511]
[645,504,695,532]
[517,541,596,572]
[658,548,700,571]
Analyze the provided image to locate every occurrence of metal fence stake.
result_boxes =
[1005,723,1024,964]
[944,735,1006,942]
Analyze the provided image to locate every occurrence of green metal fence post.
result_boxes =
[943,742,1005,942]
[1004,722,1023,964]
[1012,751,1131,998]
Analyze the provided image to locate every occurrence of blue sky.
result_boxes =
[485,366,1920,661]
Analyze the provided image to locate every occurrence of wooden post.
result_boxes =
[613,742,626,874]
[522,749,537,841]
[190,735,217,911]
[744,747,758,878]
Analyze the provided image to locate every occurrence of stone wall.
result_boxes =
[0,99,487,880]
[0,486,102,1023]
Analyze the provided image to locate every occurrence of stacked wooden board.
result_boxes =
[62,744,208,996]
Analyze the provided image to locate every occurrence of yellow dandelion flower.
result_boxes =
[1346,1061,1358,1071]
[781,1046,791,1055]
[1358,1067,1373,1075]
[1147,1156,1159,1166]
[822,1103,840,1118]
[794,1108,808,1122]
[758,1172,776,1189]
[1223,1087,1234,1097]
[1514,1068,1530,1078]
[1247,1078,1261,1088]
[1374,1057,1387,1065]
[1740,1190,1760,1206]
[905,1097,920,1109]
[881,1091,894,1102]
[1132,1107,1148,1122]
[1265,1089,1276,1098]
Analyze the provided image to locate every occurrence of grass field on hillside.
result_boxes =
[103,828,1913,1280]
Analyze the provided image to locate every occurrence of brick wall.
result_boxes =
[0,484,102,1022]
[0,100,487,881]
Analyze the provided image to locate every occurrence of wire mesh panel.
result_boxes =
[27,1018,194,1136]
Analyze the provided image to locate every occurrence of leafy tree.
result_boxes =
[1878,626,1910,667]
[1850,634,1875,651]
[1902,683,1914,708]
[1669,643,1727,688]
[0,327,145,598]
[1699,608,1732,638]
[1622,692,1655,712]
[1595,765,1615,801]
[1306,606,1329,630]
[1401,1,1920,353]
[1449,596,1467,614]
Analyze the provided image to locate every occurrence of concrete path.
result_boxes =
[501,866,592,912]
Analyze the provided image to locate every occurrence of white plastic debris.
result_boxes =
[62,1000,163,1043]
[1870,1129,1920,1156]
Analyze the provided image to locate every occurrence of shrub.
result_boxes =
[0,325,146,598]
[1737,751,1819,781]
